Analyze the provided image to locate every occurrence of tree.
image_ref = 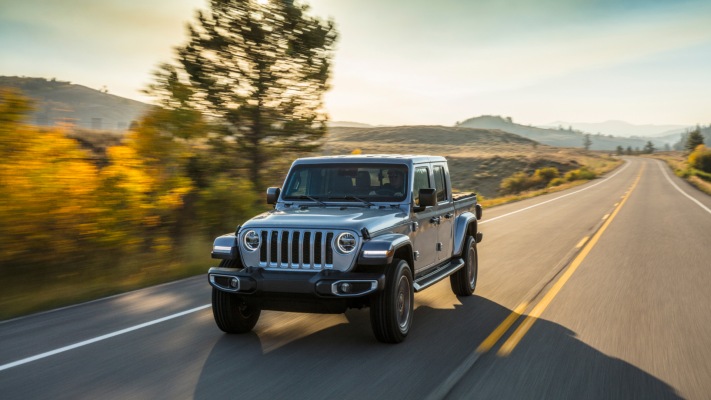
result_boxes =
[643,141,655,154]
[615,145,624,156]
[686,128,705,153]
[626,146,633,155]
[163,0,337,190]
[583,134,592,151]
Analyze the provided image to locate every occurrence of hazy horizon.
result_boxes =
[1,0,709,128]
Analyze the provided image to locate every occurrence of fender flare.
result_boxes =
[211,233,241,261]
[357,233,412,266]
[452,212,478,257]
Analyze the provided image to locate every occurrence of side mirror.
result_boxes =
[266,187,281,204]
[413,188,436,212]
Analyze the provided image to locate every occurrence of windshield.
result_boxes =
[282,163,409,203]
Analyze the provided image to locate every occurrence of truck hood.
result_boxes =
[242,206,410,235]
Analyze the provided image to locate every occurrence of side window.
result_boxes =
[413,167,430,206]
[433,165,447,202]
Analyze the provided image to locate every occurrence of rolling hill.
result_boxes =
[323,125,612,197]
[0,76,152,131]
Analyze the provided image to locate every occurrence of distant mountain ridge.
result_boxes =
[1,76,152,131]
[543,120,689,138]
[457,115,678,151]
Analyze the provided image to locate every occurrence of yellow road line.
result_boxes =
[496,165,645,356]
[476,302,528,353]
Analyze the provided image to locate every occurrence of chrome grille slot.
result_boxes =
[325,232,334,265]
[270,231,278,264]
[314,232,322,266]
[303,232,311,265]
[291,231,300,268]
[254,229,345,270]
[281,230,289,265]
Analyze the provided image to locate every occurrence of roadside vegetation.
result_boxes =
[650,129,711,196]
[479,157,621,208]
[0,89,269,319]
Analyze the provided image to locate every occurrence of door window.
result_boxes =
[413,167,430,206]
[433,165,447,202]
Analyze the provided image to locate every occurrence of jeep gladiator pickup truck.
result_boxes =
[208,155,483,343]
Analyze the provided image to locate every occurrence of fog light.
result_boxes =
[230,278,239,288]
[340,282,352,293]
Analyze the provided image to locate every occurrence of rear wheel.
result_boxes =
[370,259,414,343]
[212,288,261,333]
[450,236,478,296]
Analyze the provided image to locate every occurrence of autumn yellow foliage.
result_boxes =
[0,88,262,318]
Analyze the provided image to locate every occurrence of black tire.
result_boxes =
[450,236,478,296]
[212,288,261,333]
[370,259,414,343]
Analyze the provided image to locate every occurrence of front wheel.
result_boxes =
[450,236,478,296]
[212,288,261,333]
[370,258,414,343]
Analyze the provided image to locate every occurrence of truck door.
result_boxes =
[433,163,454,262]
[411,165,437,272]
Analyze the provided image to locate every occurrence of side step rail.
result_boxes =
[413,258,465,292]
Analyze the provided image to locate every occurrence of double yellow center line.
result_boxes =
[478,165,645,357]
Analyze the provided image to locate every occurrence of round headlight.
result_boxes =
[243,230,260,251]
[336,232,357,254]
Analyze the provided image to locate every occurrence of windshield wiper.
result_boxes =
[297,195,327,206]
[326,195,375,207]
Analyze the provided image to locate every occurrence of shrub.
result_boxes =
[534,167,559,182]
[548,177,566,187]
[688,145,711,173]
[500,171,534,194]
[500,167,560,194]
[564,167,596,182]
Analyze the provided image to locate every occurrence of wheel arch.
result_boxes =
[453,212,478,257]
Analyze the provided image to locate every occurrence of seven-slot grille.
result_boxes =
[258,230,335,270]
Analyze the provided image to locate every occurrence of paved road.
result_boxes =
[2,157,710,399]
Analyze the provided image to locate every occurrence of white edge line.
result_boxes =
[0,304,211,372]
[657,160,711,215]
[480,161,630,225]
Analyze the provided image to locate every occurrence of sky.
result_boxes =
[1,0,710,127]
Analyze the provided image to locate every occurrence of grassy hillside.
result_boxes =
[0,76,152,131]
[324,125,618,198]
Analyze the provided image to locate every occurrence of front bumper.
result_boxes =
[208,267,385,298]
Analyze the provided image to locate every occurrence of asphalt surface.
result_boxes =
[2,157,710,399]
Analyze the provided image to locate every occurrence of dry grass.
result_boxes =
[323,126,621,199]
[647,152,711,196]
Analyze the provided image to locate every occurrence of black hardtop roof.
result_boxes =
[293,154,446,166]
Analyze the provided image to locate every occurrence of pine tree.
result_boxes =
[643,141,655,154]
[583,134,592,151]
[154,0,337,190]
[686,128,705,153]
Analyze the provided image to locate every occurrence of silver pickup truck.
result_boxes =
[208,155,483,343]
